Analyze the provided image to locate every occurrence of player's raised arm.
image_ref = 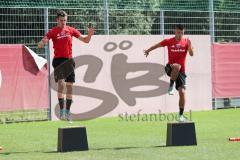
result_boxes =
[144,43,163,57]
[78,24,94,43]
[38,36,49,49]
[187,38,194,56]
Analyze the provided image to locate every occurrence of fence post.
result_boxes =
[104,0,109,35]
[160,10,164,35]
[209,0,216,109]
[44,7,52,120]
[160,10,167,66]
[209,0,215,43]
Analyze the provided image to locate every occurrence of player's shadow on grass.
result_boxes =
[41,145,167,153]
[0,145,166,155]
[43,145,167,153]
[0,150,59,155]
[0,151,41,155]
[91,145,166,151]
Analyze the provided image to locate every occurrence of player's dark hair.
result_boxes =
[175,24,184,30]
[56,10,67,18]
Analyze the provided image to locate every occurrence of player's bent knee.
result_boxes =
[172,64,181,72]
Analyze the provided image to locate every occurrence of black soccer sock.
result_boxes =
[66,99,73,111]
[179,108,184,115]
[58,98,64,110]
[170,79,174,87]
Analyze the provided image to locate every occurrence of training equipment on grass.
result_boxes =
[58,126,88,152]
[229,137,240,142]
[166,122,197,146]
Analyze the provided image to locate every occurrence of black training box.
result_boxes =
[166,122,197,146]
[58,126,89,152]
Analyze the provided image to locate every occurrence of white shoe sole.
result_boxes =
[168,92,174,95]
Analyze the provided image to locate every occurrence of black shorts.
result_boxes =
[164,64,187,90]
[52,58,75,83]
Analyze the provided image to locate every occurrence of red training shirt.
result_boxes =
[45,26,81,58]
[160,37,189,73]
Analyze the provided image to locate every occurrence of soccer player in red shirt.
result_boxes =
[38,10,94,122]
[144,24,194,122]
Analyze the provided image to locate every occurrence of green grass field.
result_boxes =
[0,109,240,160]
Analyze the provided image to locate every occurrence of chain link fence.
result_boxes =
[1,8,240,49]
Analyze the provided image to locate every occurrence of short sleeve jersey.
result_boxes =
[160,37,189,73]
[45,26,81,58]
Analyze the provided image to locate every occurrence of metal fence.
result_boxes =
[1,8,240,57]
[0,6,240,122]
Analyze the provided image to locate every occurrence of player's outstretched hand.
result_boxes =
[38,41,44,49]
[88,24,94,36]
[144,49,150,57]
[187,38,194,56]
[187,38,192,50]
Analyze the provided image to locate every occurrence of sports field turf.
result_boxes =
[0,109,240,160]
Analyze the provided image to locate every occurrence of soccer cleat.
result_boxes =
[65,109,73,123]
[178,114,186,123]
[60,109,65,120]
[168,86,174,95]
